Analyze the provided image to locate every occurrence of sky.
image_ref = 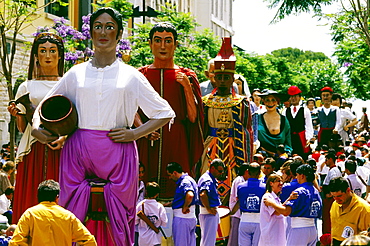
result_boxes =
[232,1,369,116]
[232,1,340,58]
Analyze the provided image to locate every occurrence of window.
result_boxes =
[45,0,68,19]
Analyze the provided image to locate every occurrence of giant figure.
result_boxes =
[136,23,204,198]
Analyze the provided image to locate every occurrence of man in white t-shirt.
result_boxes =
[345,160,366,197]
[322,150,342,235]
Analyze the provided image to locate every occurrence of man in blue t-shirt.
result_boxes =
[233,162,266,246]
[166,162,198,246]
[198,159,225,246]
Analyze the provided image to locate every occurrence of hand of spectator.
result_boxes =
[287,191,299,201]
[263,197,274,206]
[333,129,338,134]
[182,206,190,214]
[207,207,217,216]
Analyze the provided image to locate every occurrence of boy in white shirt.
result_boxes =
[136,182,168,246]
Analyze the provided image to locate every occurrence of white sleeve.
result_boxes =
[334,107,342,131]
[159,204,168,227]
[304,107,314,140]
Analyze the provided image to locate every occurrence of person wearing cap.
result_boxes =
[283,85,314,159]
[136,22,204,199]
[200,37,258,200]
[331,93,358,144]
[317,86,342,147]
[264,164,322,246]
[200,58,240,96]
[258,90,293,157]
[329,177,370,246]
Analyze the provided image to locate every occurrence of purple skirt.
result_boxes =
[59,129,138,246]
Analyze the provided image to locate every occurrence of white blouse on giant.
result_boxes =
[16,80,59,160]
[36,59,175,131]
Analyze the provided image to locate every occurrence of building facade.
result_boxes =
[130,0,234,36]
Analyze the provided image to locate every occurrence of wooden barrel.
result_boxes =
[40,95,78,136]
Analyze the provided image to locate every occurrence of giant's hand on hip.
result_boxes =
[108,128,136,142]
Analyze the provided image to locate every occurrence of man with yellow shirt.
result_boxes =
[329,177,370,246]
[10,180,96,246]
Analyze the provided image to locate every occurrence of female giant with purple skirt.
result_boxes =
[31,8,175,246]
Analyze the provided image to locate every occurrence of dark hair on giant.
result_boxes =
[37,179,60,203]
[146,182,160,198]
[90,7,123,39]
[28,32,65,80]
[210,158,226,169]
[266,174,282,193]
[166,162,183,174]
[329,177,349,193]
[149,22,178,42]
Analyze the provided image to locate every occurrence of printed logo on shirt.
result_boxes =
[341,226,354,239]
[246,196,260,211]
[310,200,321,217]
[147,215,159,225]
[354,188,362,197]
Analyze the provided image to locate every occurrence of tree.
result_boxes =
[266,0,370,51]
[329,10,370,100]
[271,47,329,63]
[0,0,64,160]
[289,59,344,98]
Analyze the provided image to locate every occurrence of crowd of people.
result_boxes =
[0,6,369,246]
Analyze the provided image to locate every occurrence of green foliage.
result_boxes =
[127,3,220,82]
[271,47,328,63]
[234,49,344,99]
[235,50,295,93]
[94,0,133,22]
[266,0,335,22]
[290,59,344,98]
[327,10,370,100]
